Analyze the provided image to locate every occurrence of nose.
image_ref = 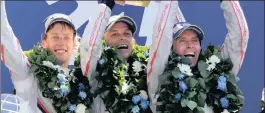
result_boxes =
[57,37,65,46]
[119,36,125,40]
[186,41,194,48]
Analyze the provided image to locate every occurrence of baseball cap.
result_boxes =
[44,13,76,35]
[173,22,205,40]
[105,12,137,34]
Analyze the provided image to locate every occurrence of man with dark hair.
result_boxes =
[80,0,186,112]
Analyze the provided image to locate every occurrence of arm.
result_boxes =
[219,1,249,76]
[79,2,112,113]
[1,1,39,112]
[202,1,249,113]
[79,3,112,79]
[146,1,186,112]
[1,1,30,80]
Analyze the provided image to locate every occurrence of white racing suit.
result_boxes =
[1,1,111,113]
[80,1,186,113]
[147,1,249,113]
[79,2,112,113]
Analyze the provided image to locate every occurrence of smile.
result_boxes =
[184,52,195,57]
[55,49,67,53]
[116,44,128,49]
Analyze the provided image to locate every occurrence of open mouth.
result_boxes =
[55,49,67,53]
[116,44,128,50]
[184,52,195,58]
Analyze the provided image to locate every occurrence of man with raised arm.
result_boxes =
[147,1,249,112]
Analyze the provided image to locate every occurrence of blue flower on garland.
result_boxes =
[57,73,66,83]
[217,76,227,91]
[179,81,188,93]
[60,84,69,96]
[69,104,76,112]
[175,93,181,101]
[178,73,184,80]
[132,95,141,104]
[78,83,85,90]
[132,105,140,113]
[79,91,87,100]
[140,99,149,110]
[220,97,229,108]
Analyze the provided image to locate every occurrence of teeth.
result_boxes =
[55,50,66,53]
[117,44,128,48]
[117,44,128,49]
[184,52,195,55]
[184,52,195,57]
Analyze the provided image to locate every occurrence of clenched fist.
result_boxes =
[115,0,125,6]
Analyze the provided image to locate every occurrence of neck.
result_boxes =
[191,63,199,73]
[56,60,69,68]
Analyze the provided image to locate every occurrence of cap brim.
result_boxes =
[45,18,76,34]
[173,25,204,40]
[105,16,137,34]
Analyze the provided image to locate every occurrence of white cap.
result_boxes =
[105,12,137,34]
[44,13,76,34]
[173,22,204,40]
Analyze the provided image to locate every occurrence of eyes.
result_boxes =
[110,32,132,38]
[178,39,200,44]
[51,36,72,40]
[52,36,59,40]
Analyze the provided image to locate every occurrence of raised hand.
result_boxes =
[115,0,125,6]
[100,0,116,10]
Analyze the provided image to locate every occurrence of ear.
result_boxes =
[132,38,136,45]
[103,32,108,41]
[73,36,79,49]
[41,40,47,48]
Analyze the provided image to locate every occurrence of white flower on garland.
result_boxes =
[139,90,148,100]
[53,86,59,91]
[132,61,143,73]
[177,63,193,76]
[42,61,56,69]
[99,59,105,65]
[104,46,111,51]
[121,83,134,94]
[122,83,129,91]
[206,55,221,71]
[75,104,86,113]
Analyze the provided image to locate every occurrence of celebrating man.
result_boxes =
[80,0,186,112]
[1,0,115,112]
[147,1,249,113]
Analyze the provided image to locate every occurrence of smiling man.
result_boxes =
[81,0,186,112]
[1,0,115,112]
[172,22,204,67]
[41,14,77,67]
[147,1,249,112]
[103,13,137,60]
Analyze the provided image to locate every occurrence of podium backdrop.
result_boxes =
[1,1,264,113]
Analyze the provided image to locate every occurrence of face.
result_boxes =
[104,22,135,60]
[173,29,201,67]
[41,23,75,67]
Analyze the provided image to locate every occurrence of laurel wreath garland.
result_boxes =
[156,44,244,113]
[24,46,93,113]
[93,42,152,113]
